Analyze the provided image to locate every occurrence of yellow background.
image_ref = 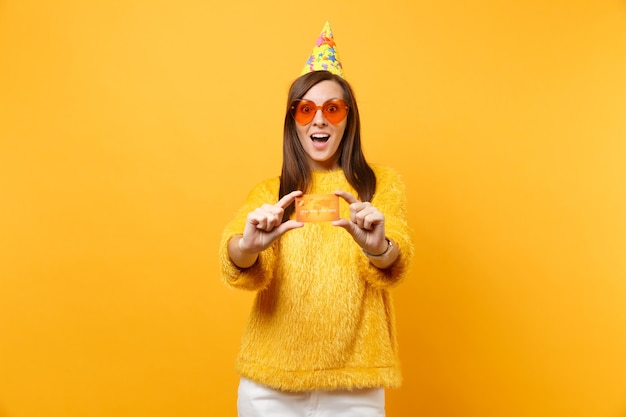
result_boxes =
[1,0,625,416]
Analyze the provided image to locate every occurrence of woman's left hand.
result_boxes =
[332,190,388,256]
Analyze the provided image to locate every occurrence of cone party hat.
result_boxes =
[300,21,344,78]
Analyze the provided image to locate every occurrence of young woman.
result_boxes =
[219,70,413,417]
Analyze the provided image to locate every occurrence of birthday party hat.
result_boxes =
[300,21,344,78]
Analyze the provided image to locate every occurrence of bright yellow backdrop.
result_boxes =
[1,1,625,416]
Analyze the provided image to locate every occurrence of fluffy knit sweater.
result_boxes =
[219,166,413,392]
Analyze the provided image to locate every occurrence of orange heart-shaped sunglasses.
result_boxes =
[289,99,349,125]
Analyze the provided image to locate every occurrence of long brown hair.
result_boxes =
[279,71,376,221]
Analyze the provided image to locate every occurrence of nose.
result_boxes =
[312,109,327,126]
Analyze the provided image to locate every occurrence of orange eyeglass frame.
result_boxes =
[290,99,349,125]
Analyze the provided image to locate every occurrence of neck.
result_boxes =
[308,160,340,172]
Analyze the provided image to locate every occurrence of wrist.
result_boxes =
[237,235,257,254]
[229,235,259,269]
[363,238,392,257]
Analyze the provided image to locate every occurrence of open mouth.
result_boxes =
[311,134,330,143]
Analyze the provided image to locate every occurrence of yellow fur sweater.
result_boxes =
[219,166,413,392]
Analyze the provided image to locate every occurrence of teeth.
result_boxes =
[311,134,330,140]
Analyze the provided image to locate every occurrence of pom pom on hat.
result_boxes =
[300,21,344,78]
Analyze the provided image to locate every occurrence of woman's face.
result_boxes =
[294,80,347,171]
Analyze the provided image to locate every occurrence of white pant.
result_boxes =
[237,377,386,417]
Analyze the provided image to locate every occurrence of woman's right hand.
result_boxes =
[229,190,304,268]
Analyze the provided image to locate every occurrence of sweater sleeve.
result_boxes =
[218,178,280,291]
[358,166,414,288]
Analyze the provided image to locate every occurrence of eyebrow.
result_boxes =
[299,98,342,103]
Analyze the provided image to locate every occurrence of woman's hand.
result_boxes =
[332,190,387,254]
[333,190,399,269]
[228,190,304,268]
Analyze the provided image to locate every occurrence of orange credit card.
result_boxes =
[295,194,340,222]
